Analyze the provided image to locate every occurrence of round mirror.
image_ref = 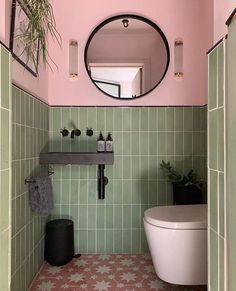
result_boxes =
[85,15,170,99]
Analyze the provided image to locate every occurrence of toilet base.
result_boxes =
[143,218,207,285]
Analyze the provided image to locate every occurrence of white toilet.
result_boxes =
[143,204,207,286]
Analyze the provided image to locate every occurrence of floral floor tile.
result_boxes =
[29,254,207,291]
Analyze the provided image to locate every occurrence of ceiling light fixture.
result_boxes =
[122,19,129,28]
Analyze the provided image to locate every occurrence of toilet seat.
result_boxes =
[144,204,207,230]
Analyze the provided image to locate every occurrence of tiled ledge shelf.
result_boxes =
[39,152,114,165]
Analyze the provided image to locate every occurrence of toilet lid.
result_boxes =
[144,204,207,230]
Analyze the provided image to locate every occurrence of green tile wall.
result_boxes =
[49,106,207,254]
[0,44,11,291]
[11,86,49,291]
[208,41,226,291]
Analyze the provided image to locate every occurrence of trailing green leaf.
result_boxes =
[17,0,61,73]
[160,160,202,188]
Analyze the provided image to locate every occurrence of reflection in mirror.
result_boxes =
[85,15,170,99]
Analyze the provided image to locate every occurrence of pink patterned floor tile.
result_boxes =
[29,254,207,291]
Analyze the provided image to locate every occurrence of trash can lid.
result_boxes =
[46,219,73,228]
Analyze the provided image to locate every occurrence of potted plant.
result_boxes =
[160,160,203,205]
[11,0,61,74]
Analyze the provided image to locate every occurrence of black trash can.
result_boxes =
[45,219,74,266]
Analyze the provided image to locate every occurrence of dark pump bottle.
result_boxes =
[97,132,105,152]
[105,132,113,152]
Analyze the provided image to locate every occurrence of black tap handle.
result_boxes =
[74,129,81,136]
[86,128,93,136]
[60,128,69,137]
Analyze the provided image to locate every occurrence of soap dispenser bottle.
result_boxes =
[105,132,113,152]
[97,132,105,152]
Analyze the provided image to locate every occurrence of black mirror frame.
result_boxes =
[84,14,170,100]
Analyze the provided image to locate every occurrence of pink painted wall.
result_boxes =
[1,0,48,102]
[48,0,213,106]
[214,0,235,42]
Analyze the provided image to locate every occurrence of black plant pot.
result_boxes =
[172,183,203,205]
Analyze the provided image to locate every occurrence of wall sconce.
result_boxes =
[69,40,78,80]
[122,19,129,28]
[174,39,183,79]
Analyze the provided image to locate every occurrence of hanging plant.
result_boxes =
[11,0,61,74]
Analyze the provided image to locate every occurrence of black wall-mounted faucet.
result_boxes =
[71,129,81,138]
[60,128,69,137]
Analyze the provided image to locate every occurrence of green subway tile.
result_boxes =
[141,108,148,131]
[131,229,140,253]
[78,205,87,229]
[157,107,166,131]
[0,230,9,291]
[60,180,70,204]
[166,132,174,155]
[149,108,157,131]
[70,180,79,205]
[209,49,218,110]
[97,230,105,253]
[218,43,224,107]
[105,205,113,228]
[113,180,122,204]
[0,109,9,170]
[193,108,201,131]
[114,108,122,131]
[114,205,122,228]
[219,237,225,291]
[131,108,140,131]
[105,230,114,253]
[174,132,184,155]
[183,132,192,155]
[210,229,219,291]
[1,47,10,109]
[88,205,96,229]
[113,132,123,155]
[79,165,88,179]
[78,230,87,253]
[210,170,218,232]
[183,156,193,174]
[79,108,88,130]
[148,156,158,179]
[140,180,148,204]
[158,181,167,205]
[140,228,149,253]
[123,132,131,155]
[218,108,224,171]
[132,205,141,228]
[114,230,123,253]
[88,165,96,179]
[123,205,131,228]
[184,107,193,131]
[123,229,132,253]
[97,205,105,228]
[123,108,131,131]
[123,156,131,179]
[219,172,225,237]
[209,110,218,169]
[193,132,202,155]
[105,107,114,132]
[166,107,174,131]
[149,132,157,155]
[79,181,88,204]
[149,180,158,205]
[131,156,140,180]
[113,156,123,179]
[123,180,132,204]
[174,107,183,131]
[158,132,166,155]
[87,108,97,131]
[88,180,96,204]
[140,156,148,179]
[71,165,80,180]
[131,132,139,155]
[132,180,141,204]
[140,132,149,155]
[0,170,9,231]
